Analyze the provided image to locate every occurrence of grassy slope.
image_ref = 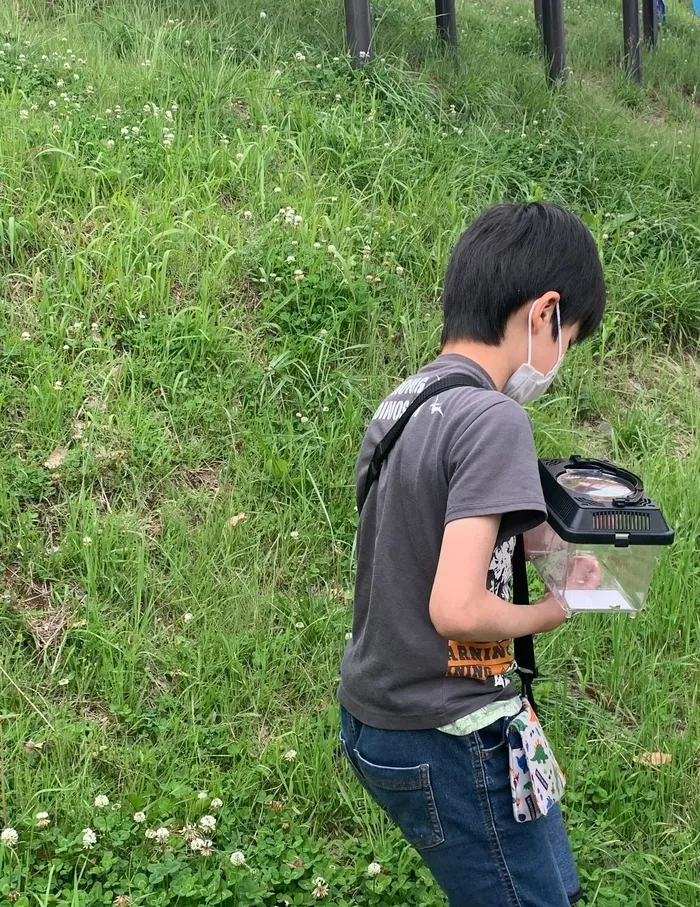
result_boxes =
[0,0,699,903]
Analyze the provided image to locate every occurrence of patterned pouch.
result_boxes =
[506,698,566,823]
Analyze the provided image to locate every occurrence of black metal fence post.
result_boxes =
[344,0,373,64]
[435,0,458,46]
[623,0,641,81]
[642,0,658,47]
[541,0,566,82]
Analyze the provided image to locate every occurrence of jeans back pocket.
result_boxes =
[352,749,444,850]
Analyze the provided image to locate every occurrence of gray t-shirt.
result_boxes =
[338,354,547,731]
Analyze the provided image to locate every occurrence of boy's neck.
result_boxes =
[441,341,513,392]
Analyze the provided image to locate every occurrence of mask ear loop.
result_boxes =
[526,301,536,366]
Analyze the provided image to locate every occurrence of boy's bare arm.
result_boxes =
[429,515,567,640]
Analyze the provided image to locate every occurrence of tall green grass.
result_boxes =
[0,0,698,903]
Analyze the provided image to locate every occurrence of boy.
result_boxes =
[338,202,606,907]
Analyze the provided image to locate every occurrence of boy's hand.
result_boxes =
[532,594,569,632]
[567,554,601,590]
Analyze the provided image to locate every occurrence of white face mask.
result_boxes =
[503,301,563,405]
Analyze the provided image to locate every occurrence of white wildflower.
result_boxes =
[82,828,97,849]
[19,109,29,120]
[260,10,267,17]
[242,210,253,219]
[54,381,63,390]
[94,794,110,808]
[230,850,246,866]
[36,812,51,829]
[155,827,170,842]
[312,877,329,900]
[198,791,209,800]
[395,265,404,275]
[367,862,382,877]
[183,611,193,623]
[327,244,336,254]
[21,331,31,341]
[294,52,306,62]
[106,139,115,148]
[190,836,205,852]
[199,815,216,832]
[1,828,18,847]
[83,536,92,546]
[145,828,157,839]
[293,269,304,281]
[48,100,57,109]
[210,797,223,810]
[284,749,298,762]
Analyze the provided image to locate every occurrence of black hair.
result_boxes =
[441,202,606,347]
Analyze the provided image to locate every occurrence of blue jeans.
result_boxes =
[340,706,583,907]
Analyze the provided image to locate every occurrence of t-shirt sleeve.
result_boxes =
[444,397,547,540]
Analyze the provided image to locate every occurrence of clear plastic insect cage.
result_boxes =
[525,457,674,614]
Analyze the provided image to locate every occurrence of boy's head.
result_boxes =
[442,202,606,386]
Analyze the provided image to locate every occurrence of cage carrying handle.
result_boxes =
[569,455,645,508]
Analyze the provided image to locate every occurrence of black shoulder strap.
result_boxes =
[512,534,538,713]
[359,374,482,513]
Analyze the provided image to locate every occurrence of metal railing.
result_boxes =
[344,0,660,84]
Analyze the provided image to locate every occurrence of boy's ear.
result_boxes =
[530,291,561,334]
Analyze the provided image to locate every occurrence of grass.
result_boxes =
[0,0,698,903]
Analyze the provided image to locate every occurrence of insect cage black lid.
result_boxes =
[538,456,674,547]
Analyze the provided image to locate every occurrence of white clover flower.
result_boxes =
[345,631,352,641]
[628,231,635,238]
[327,244,336,254]
[19,109,29,120]
[94,794,110,808]
[294,52,306,62]
[260,10,267,17]
[1,828,18,847]
[145,828,157,839]
[293,214,303,227]
[230,850,246,866]
[395,265,404,276]
[242,210,253,219]
[283,749,297,762]
[54,381,63,390]
[133,812,146,823]
[190,836,205,852]
[198,839,214,856]
[82,827,97,849]
[312,877,329,900]
[48,100,57,109]
[210,797,223,810]
[57,79,64,88]
[21,331,31,341]
[36,812,51,829]
[199,815,216,832]
[197,790,209,800]
[367,862,382,877]
[120,126,129,136]
[155,827,170,842]
[183,611,193,623]
[83,536,93,546]
[293,270,304,282]
[106,139,115,149]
